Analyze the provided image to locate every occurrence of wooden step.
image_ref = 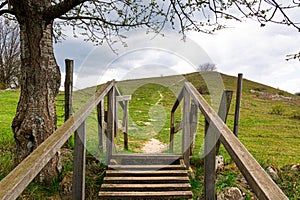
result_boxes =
[99,157,192,199]
[98,191,193,199]
[100,183,191,191]
[105,170,188,177]
[111,153,182,165]
[108,164,186,170]
[103,176,190,184]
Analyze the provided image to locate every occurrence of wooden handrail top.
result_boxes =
[171,82,288,200]
[0,81,114,200]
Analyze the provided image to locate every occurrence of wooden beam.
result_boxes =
[106,85,115,165]
[72,121,86,200]
[234,73,243,137]
[204,119,217,200]
[182,88,191,168]
[184,82,288,200]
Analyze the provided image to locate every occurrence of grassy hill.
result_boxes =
[0,72,299,198]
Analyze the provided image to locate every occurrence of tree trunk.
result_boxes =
[11,1,61,183]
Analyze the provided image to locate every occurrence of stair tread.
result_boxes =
[98,191,193,198]
[108,164,185,170]
[101,183,191,189]
[106,169,188,177]
[103,176,189,183]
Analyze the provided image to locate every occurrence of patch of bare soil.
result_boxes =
[141,138,168,153]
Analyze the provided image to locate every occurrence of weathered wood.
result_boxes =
[100,183,191,191]
[182,88,191,168]
[64,59,73,122]
[204,119,217,200]
[106,85,115,165]
[169,111,175,151]
[105,170,188,177]
[72,121,86,200]
[234,73,243,137]
[190,99,198,155]
[108,164,185,170]
[123,100,129,150]
[116,95,132,101]
[216,90,233,154]
[0,81,114,200]
[103,176,190,184]
[184,82,288,200]
[98,191,193,199]
[111,153,182,160]
[97,100,104,152]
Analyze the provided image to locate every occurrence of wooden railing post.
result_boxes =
[72,121,86,200]
[169,111,175,152]
[216,90,233,154]
[190,99,198,155]
[97,100,104,152]
[106,85,115,165]
[234,73,243,137]
[204,119,216,200]
[182,88,191,168]
[64,59,73,122]
[123,100,129,150]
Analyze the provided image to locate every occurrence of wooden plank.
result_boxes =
[116,95,132,101]
[0,81,114,200]
[234,73,243,137]
[204,119,216,199]
[111,153,182,160]
[100,183,191,191]
[169,111,175,152]
[123,100,129,150]
[184,82,288,200]
[106,85,115,165]
[64,59,73,122]
[98,191,193,199]
[103,176,190,184]
[97,100,104,152]
[108,164,186,170]
[182,88,191,168]
[216,90,233,154]
[190,99,198,155]
[72,121,86,200]
[105,170,188,177]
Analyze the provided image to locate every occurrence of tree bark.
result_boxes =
[11,0,61,183]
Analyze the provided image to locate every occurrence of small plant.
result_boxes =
[291,111,300,120]
[277,90,285,96]
[270,104,285,115]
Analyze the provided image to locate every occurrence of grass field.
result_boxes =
[0,72,299,199]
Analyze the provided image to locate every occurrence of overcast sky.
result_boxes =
[54,18,300,94]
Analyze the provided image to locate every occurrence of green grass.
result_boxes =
[0,72,299,198]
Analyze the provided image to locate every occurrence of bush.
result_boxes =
[197,85,210,95]
[295,92,300,96]
[270,105,285,115]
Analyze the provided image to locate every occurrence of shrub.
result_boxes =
[270,105,285,115]
[295,92,300,96]
[197,85,210,95]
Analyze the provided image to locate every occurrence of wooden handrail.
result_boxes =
[0,81,114,200]
[170,82,288,200]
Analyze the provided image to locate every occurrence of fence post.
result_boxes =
[97,100,104,152]
[106,85,115,165]
[190,99,198,155]
[216,90,233,154]
[64,59,73,146]
[123,100,129,150]
[64,59,73,121]
[169,111,175,152]
[182,88,191,168]
[204,119,216,200]
[234,73,243,137]
[72,121,86,200]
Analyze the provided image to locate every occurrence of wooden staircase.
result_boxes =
[99,154,193,199]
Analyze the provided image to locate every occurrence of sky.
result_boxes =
[54,18,300,94]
